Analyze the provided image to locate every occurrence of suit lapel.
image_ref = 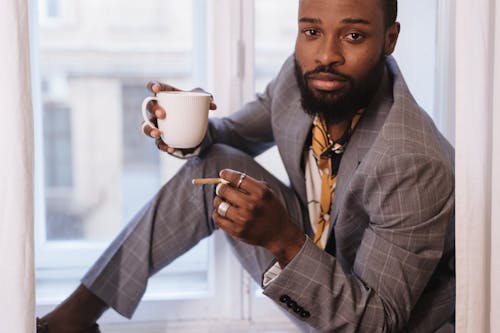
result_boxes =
[274,83,313,206]
[272,71,312,206]
[329,67,394,232]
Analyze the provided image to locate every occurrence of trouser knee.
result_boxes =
[184,144,260,178]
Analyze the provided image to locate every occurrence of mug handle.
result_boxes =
[141,96,160,131]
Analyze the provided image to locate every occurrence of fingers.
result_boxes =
[143,89,166,139]
[147,82,217,110]
[142,122,161,139]
[145,98,165,126]
[190,87,217,110]
[219,169,264,196]
[143,82,180,154]
[142,119,175,153]
[155,140,176,153]
[214,196,234,219]
[215,181,248,214]
[148,100,166,119]
[212,197,241,235]
[213,175,256,225]
[147,81,180,94]
[155,138,172,153]
[215,169,272,222]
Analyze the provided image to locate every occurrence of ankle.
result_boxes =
[66,284,108,323]
[40,284,108,330]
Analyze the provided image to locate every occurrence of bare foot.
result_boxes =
[37,284,108,333]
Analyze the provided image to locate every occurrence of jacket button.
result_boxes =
[300,310,311,318]
[294,305,303,314]
[279,295,290,303]
[287,300,298,309]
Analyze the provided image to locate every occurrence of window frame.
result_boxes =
[32,0,453,331]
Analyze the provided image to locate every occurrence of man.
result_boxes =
[38,0,455,332]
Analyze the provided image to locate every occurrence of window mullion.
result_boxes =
[434,0,456,144]
[30,0,49,255]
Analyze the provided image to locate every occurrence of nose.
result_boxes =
[316,37,344,66]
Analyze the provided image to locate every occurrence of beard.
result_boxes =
[294,54,385,124]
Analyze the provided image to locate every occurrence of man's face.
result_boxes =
[294,0,399,123]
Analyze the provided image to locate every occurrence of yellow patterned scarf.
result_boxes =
[311,111,364,248]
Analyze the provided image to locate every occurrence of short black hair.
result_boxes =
[383,0,398,27]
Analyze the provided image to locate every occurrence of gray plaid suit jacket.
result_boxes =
[83,56,454,333]
[204,56,455,332]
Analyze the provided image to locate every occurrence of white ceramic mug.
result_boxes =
[142,91,211,149]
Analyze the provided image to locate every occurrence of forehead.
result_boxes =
[298,0,384,25]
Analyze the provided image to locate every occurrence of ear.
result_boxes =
[384,22,400,56]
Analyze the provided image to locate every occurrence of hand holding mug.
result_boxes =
[142,82,217,153]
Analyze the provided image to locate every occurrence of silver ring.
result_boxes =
[236,173,246,189]
[217,201,231,217]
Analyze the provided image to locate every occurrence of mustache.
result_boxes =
[303,65,352,81]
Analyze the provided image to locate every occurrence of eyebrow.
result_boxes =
[298,17,371,25]
[341,18,371,25]
[299,17,321,24]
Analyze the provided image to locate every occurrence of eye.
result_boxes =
[303,28,320,38]
[346,32,364,42]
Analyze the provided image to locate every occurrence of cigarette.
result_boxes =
[192,178,230,185]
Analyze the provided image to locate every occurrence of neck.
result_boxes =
[327,119,350,142]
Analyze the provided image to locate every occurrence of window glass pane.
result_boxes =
[254,0,298,93]
[38,0,197,242]
[253,0,298,185]
[392,0,437,116]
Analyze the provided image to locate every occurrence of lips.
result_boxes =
[306,73,348,92]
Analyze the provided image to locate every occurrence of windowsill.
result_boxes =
[36,278,213,325]
[100,319,301,333]
[36,270,210,305]
[37,297,302,333]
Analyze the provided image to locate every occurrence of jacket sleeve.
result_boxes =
[262,151,455,332]
[198,75,280,158]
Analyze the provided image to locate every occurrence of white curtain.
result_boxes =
[0,0,35,332]
[455,0,500,332]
